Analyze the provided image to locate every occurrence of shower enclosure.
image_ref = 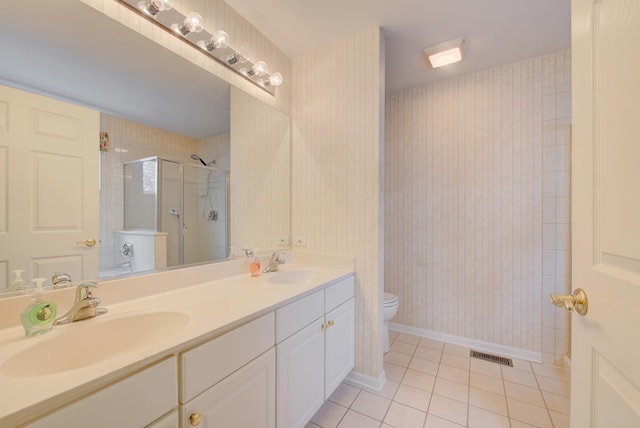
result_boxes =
[123,156,228,267]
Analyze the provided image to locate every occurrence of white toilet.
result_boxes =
[383,292,399,353]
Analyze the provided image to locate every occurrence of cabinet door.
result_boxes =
[147,409,178,428]
[277,317,325,428]
[181,349,275,428]
[325,298,355,399]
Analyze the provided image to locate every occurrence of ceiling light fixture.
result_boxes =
[121,0,283,95]
[424,38,465,68]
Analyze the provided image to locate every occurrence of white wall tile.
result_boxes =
[543,94,557,121]
[555,224,570,251]
[555,198,571,224]
[555,172,571,198]
[543,198,556,223]
[556,92,572,119]
[543,224,556,250]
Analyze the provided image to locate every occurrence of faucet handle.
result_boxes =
[76,281,98,300]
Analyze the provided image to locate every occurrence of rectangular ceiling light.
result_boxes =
[424,38,465,68]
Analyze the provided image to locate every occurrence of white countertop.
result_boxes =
[0,254,354,426]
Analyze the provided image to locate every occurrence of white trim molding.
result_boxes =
[389,323,543,363]
[343,369,387,392]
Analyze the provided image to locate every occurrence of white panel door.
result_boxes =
[325,298,355,399]
[277,317,325,428]
[181,349,276,428]
[571,0,640,426]
[0,84,99,289]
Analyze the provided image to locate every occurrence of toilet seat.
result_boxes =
[384,292,398,306]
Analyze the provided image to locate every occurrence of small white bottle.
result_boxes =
[9,270,27,292]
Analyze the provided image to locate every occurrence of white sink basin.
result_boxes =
[266,270,314,284]
[2,311,190,377]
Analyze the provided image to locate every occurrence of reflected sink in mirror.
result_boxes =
[265,270,314,284]
[1,311,190,377]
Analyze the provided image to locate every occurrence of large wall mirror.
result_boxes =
[0,0,290,296]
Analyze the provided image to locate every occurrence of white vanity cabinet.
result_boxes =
[276,276,355,428]
[24,357,178,428]
[179,312,276,428]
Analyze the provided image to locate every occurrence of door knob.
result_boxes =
[76,239,97,247]
[189,413,202,426]
[550,288,588,315]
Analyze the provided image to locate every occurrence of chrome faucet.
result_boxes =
[54,282,108,325]
[262,251,284,273]
[51,272,72,289]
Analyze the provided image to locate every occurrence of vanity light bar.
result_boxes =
[121,0,283,95]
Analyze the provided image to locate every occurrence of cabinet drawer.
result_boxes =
[25,357,177,428]
[180,312,275,403]
[276,290,324,343]
[325,275,355,313]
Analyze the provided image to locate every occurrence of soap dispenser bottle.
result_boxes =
[9,269,27,292]
[20,278,57,337]
[250,251,262,277]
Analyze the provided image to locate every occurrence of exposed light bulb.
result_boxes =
[172,11,204,36]
[138,0,174,17]
[247,61,268,77]
[201,30,230,51]
[267,72,283,87]
[228,47,248,65]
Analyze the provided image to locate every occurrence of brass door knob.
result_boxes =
[327,320,335,327]
[189,413,202,426]
[550,288,588,315]
[76,239,97,247]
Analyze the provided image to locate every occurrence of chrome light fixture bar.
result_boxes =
[121,0,283,95]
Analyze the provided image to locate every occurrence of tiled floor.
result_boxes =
[307,331,570,428]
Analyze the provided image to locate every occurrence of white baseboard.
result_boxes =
[562,354,572,369]
[343,370,387,392]
[389,323,543,363]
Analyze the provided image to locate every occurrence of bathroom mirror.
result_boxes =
[0,0,290,294]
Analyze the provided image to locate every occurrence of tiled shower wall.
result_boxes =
[385,51,571,364]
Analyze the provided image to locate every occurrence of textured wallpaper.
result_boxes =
[292,27,385,381]
[385,51,571,361]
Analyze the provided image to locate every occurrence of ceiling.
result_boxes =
[224,0,571,92]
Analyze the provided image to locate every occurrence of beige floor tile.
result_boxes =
[396,333,421,345]
[532,363,571,382]
[443,343,470,357]
[437,364,469,385]
[423,414,465,427]
[468,387,507,416]
[508,398,553,428]
[383,402,427,428]
[329,383,361,408]
[350,391,392,421]
[402,369,436,392]
[501,366,539,388]
[542,390,570,414]
[467,405,510,428]
[427,395,468,426]
[537,376,570,397]
[469,358,502,378]
[389,330,400,342]
[509,419,538,427]
[414,346,442,362]
[510,357,534,373]
[419,337,445,350]
[409,357,440,376]
[470,371,505,396]
[441,353,470,370]
[391,340,418,356]
[394,384,432,412]
[385,351,413,368]
[549,410,570,428]
[504,381,545,408]
[385,362,408,382]
[433,378,469,404]
[310,401,348,428]
[337,410,381,428]
[376,379,400,400]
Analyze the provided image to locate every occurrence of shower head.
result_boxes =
[191,154,207,166]
[191,153,216,167]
